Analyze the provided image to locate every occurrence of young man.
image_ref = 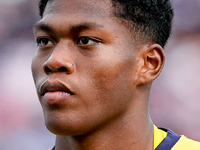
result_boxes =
[32,0,200,149]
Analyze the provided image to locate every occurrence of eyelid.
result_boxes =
[86,37,102,42]
[77,36,102,45]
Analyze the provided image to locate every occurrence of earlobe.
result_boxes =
[137,44,165,85]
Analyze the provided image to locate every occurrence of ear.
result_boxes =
[137,44,165,85]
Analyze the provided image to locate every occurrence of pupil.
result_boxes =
[81,37,89,44]
[42,39,48,45]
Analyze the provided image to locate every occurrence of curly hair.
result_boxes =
[38,0,174,47]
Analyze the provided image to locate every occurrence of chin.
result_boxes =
[46,122,93,136]
[43,112,94,136]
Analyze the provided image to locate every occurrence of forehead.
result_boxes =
[44,0,114,19]
[37,0,134,40]
[35,0,137,50]
[39,0,125,33]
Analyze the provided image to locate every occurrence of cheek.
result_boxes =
[75,60,136,130]
[80,55,138,112]
[93,56,137,92]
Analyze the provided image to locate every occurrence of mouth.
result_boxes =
[39,81,74,104]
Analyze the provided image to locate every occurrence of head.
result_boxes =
[32,0,173,136]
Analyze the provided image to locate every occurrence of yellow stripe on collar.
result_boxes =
[154,125,167,149]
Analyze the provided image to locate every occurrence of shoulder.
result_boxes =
[172,135,200,150]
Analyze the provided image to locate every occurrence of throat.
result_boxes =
[55,121,154,150]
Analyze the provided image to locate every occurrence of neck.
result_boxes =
[54,100,154,150]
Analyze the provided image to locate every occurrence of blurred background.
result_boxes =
[0,0,200,149]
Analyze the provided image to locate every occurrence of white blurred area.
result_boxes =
[0,0,199,149]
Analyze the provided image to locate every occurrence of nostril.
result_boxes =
[44,67,68,73]
[44,67,52,73]
[58,67,68,72]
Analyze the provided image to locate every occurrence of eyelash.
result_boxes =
[77,37,101,46]
[36,36,101,48]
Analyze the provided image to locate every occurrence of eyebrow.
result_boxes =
[34,22,53,32]
[34,21,104,34]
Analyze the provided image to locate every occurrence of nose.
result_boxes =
[43,42,75,75]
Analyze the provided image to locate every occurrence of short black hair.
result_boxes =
[38,0,174,48]
[39,0,49,17]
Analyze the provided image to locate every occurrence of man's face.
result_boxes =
[32,0,141,136]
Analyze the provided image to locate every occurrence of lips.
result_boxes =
[39,80,74,104]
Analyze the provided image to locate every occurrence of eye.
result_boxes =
[77,37,101,46]
[36,37,54,47]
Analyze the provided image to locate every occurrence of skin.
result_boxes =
[32,0,165,149]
